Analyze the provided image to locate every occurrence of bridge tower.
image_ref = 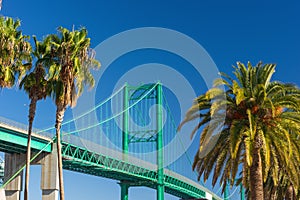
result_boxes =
[120,82,164,200]
[120,83,129,200]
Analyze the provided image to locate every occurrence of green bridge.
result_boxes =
[0,83,231,200]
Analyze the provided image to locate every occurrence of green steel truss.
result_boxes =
[128,84,157,101]
[61,142,221,199]
[126,83,159,144]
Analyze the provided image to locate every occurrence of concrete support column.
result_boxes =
[4,153,25,200]
[40,143,59,200]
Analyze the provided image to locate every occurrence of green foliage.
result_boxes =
[1,17,100,200]
[179,61,300,198]
[0,16,32,88]
[19,36,53,100]
[45,26,101,107]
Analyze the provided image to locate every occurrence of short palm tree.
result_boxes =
[46,27,100,200]
[178,62,300,199]
[19,36,52,200]
[0,16,31,89]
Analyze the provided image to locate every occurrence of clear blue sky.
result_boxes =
[0,1,299,200]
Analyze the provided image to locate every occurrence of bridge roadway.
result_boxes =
[0,118,222,200]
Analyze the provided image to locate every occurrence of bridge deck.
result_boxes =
[0,122,52,153]
[0,119,222,200]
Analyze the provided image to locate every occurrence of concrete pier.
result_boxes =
[4,153,25,200]
[40,143,59,200]
[3,143,59,200]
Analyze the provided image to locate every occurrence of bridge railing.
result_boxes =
[0,116,54,139]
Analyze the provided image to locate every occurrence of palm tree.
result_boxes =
[178,62,300,199]
[46,27,100,200]
[0,16,31,89]
[19,36,52,200]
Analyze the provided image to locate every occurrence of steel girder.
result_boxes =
[61,142,216,199]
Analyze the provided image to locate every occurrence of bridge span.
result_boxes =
[0,83,223,200]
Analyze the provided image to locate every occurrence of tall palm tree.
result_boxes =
[0,16,31,89]
[19,36,52,200]
[47,27,100,200]
[178,62,300,199]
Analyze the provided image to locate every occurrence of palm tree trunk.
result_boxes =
[24,97,37,200]
[55,103,66,200]
[249,146,264,200]
[285,184,294,200]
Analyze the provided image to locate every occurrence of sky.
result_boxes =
[0,1,300,200]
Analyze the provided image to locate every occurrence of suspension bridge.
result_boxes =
[0,82,239,200]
